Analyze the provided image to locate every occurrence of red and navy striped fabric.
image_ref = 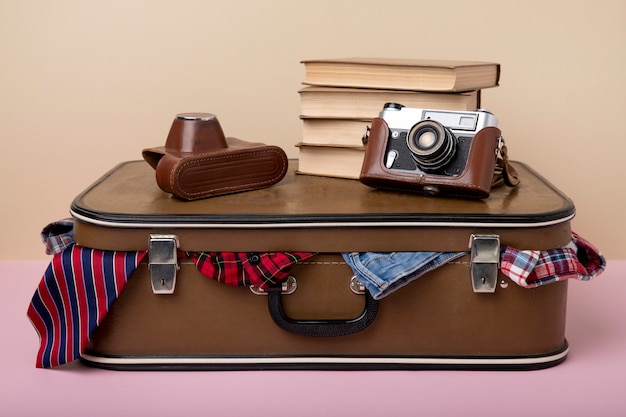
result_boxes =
[27,246,146,368]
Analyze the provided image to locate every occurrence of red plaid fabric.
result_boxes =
[500,232,605,288]
[185,251,317,288]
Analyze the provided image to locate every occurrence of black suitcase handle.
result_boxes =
[266,288,378,337]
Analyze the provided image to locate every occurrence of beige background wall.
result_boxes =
[1,0,624,260]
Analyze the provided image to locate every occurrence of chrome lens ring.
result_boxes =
[407,120,457,172]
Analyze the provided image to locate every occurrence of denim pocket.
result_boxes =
[342,251,466,299]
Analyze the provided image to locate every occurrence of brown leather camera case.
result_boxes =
[142,113,288,200]
[360,117,500,198]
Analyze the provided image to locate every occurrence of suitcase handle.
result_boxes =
[266,288,379,337]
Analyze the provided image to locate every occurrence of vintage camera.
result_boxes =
[381,103,497,176]
[360,103,503,198]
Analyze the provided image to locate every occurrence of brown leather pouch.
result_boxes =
[142,113,288,200]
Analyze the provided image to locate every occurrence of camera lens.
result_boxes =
[406,120,457,173]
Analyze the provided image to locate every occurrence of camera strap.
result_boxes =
[492,136,520,188]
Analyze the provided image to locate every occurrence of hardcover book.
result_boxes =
[301,58,500,92]
[299,86,480,119]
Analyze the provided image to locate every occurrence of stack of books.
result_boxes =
[295,58,501,179]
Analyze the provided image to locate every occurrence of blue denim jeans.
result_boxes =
[342,251,466,300]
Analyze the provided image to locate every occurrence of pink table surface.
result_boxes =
[1,260,624,417]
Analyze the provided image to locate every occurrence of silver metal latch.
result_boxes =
[469,234,500,293]
[148,234,179,295]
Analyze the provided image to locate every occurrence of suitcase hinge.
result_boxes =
[469,234,500,293]
[250,276,298,296]
[148,234,180,295]
[350,276,366,295]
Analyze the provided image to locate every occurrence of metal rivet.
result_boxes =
[423,185,440,196]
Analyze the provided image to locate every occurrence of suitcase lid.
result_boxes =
[70,160,575,252]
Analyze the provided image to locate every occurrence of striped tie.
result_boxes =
[27,245,146,368]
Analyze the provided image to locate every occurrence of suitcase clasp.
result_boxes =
[469,234,500,293]
[148,234,180,295]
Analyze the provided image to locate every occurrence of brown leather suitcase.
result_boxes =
[71,160,574,370]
